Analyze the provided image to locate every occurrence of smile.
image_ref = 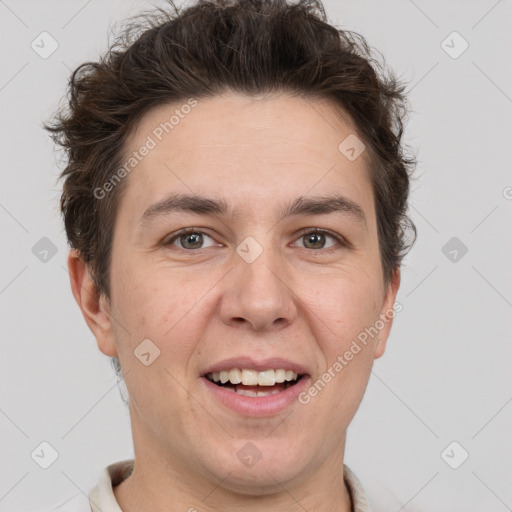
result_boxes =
[205,368,303,397]
[202,369,309,416]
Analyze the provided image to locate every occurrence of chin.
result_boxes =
[202,441,310,494]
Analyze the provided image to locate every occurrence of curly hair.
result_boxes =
[45,0,416,300]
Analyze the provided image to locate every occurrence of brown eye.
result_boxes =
[179,232,204,249]
[303,232,326,249]
[167,230,218,250]
[293,230,340,250]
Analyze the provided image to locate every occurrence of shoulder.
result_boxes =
[42,459,133,512]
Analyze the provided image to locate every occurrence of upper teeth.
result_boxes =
[207,369,299,386]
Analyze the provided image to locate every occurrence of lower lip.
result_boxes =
[201,376,310,417]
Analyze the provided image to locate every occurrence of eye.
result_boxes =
[166,229,219,250]
[164,228,347,252]
[292,229,344,250]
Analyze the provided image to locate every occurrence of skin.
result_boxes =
[69,92,400,512]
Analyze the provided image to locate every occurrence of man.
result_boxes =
[46,0,415,510]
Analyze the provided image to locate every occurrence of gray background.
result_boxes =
[1,0,511,510]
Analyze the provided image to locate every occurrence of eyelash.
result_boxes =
[164,227,349,252]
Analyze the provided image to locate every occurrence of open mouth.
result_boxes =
[205,369,305,397]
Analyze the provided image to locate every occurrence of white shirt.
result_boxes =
[53,460,371,512]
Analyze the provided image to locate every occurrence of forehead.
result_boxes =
[118,93,374,221]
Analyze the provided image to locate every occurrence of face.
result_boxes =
[73,92,400,494]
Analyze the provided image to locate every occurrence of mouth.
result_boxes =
[200,357,311,416]
[204,368,305,397]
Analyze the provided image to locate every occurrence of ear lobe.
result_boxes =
[374,266,401,359]
[67,249,118,357]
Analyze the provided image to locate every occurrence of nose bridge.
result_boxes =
[220,234,296,330]
[240,240,283,296]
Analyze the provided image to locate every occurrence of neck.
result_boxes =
[114,405,352,512]
[114,443,352,512]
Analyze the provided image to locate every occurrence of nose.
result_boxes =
[219,243,298,332]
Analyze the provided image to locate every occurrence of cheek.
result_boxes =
[109,267,209,412]
[111,263,212,361]
[305,271,382,343]
[298,270,383,402]
[297,276,381,439]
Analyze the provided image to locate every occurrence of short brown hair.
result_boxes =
[45,0,416,299]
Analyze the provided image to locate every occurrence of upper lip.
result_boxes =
[201,356,309,376]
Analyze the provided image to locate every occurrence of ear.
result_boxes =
[67,249,118,357]
[374,266,401,359]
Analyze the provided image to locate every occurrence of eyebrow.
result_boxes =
[140,193,367,228]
